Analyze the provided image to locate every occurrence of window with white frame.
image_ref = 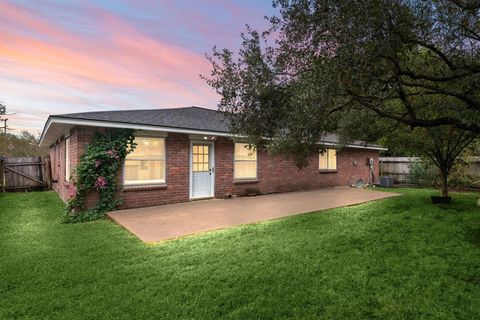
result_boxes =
[124,137,166,185]
[234,143,257,179]
[65,137,71,181]
[319,149,337,170]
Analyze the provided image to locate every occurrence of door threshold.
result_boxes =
[190,196,215,201]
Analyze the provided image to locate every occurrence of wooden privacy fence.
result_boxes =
[380,157,480,183]
[0,156,52,192]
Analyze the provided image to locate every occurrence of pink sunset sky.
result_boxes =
[0,0,276,134]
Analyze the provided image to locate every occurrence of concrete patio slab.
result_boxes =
[108,187,400,242]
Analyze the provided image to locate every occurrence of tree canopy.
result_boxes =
[0,131,47,157]
[205,0,480,165]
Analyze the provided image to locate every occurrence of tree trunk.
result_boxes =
[440,169,449,197]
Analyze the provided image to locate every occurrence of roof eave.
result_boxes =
[40,117,387,151]
[39,117,232,147]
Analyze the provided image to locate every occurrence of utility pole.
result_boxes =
[0,118,6,156]
[1,118,8,134]
[0,102,11,158]
[0,118,11,157]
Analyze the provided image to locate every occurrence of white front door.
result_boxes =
[190,142,214,199]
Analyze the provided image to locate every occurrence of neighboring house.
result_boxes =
[39,106,385,209]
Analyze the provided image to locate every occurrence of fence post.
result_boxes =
[38,156,44,190]
[44,156,52,190]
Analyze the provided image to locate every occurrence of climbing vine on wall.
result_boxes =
[65,129,136,223]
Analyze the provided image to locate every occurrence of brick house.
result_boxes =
[39,107,385,209]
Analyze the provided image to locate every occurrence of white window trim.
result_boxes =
[319,148,337,171]
[123,136,167,186]
[65,137,70,182]
[233,143,258,180]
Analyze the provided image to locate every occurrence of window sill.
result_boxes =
[234,179,259,185]
[319,170,338,174]
[122,184,167,192]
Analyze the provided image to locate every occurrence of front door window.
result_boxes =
[191,143,214,198]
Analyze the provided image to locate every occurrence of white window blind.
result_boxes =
[124,137,166,185]
[65,137,70,181]
[234,143,257,179]
[319,149,337,170]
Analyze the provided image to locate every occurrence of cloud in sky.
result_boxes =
[0,0,276,134]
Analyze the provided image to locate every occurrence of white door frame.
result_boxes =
[189,140,215,199]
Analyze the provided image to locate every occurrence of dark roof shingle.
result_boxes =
[46,106,384,149]
[56,106,230,133]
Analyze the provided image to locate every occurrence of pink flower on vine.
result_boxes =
[94,176,108,189]
[68,184,77,198]
[95,159,102,168]
[106,149,117,158]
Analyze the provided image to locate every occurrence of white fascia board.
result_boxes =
[40,117,232,146]
[39,118,52,147]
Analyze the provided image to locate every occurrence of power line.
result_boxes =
[0,112,16,135]
[0,118,14,134]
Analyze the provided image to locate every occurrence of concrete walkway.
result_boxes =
[108,187,400,242]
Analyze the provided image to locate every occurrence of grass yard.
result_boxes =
[1,189,480,319]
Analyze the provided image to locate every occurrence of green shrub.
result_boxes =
[65,129,136,223]
[408,159,480,189]
[407,160,437,187]
[448,160,480,189]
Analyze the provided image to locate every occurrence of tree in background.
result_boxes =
[205,0,480,167]
[0,103,46,157]
[331,90,479,197]
[0,131,47,157]
[383,125,477,197]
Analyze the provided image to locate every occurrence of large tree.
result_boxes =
[205,0,480,165]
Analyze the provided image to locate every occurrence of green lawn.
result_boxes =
[1,189,479,319]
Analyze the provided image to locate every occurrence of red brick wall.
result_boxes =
[50,137,68,201]
[49,127,380,210]
[214,137,379,198]
[117,132,190,209]
[49,127,99,203]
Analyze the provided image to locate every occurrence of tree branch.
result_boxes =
[407,39,456,70]
[400,80,480,110]
[348,93,480,132]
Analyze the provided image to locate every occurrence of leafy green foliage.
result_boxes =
[449,164,480,190]
[409,158,480,190]
[205,0,480,166]
[65,129,135,223]
[2,190,480,318]
[0,101,46,156]
[381,123,478,196]
[407,160,438,187]
[0,131,47,156]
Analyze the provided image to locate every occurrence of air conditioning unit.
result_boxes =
[380,176,394,187]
